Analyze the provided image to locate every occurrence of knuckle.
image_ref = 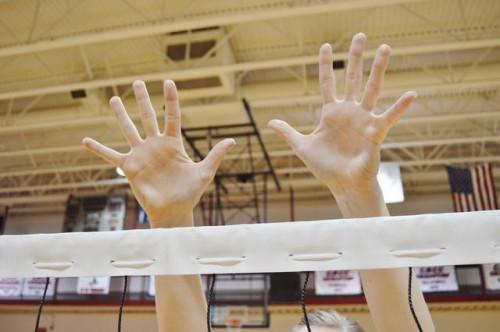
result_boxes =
[372,61,386,72]
[319,74,333,83]
[347,70,360,81]
[350,47,363,58]
[141,110,155,120]
[167,113,179,121]
[367,80,380,92]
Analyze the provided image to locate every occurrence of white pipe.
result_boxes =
[0,0,425,58]
[1,37,499,101]
[1,134,499,159]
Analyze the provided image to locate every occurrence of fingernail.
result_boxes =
[133,80,145,89]
[109,96,121,104]
[320,43,332,53]
[408,91,418,98]
[223,138,236,147]
[379,44,391,54]
[268,119,280,128]
[354,32,366,41]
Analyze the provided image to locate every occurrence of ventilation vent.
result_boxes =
[332,60,345,70]
[175,76,221,90]
[166,40,217,61]
[168,26,219,35]
[70,89,87,99]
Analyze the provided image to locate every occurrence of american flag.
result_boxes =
[445,163,498,212]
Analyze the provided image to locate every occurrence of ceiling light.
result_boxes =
[116,167,125,177]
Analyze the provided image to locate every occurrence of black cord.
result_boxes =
[207,274,217,332]
[300,272,312,332]
[34,277,50,332]
[408,268,423,332]
[118,276,128,332]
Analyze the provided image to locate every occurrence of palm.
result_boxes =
[83,80,234,225]
[269,33,416,193]
[121,137,203,217]
[302,102,382,187]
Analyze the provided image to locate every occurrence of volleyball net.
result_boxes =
[1,210,499,278]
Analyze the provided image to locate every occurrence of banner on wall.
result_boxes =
[415,266,459,292]
[77,277,111,295]
[22,278,56,297]
[483,264,500,290]
[314,270,362,295]
[63,194,127,232]
[0,278,23,298]
[63,194,126,295]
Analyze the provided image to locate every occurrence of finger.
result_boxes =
[344,33,366,101]
[82,137,125,166]
[109,96,142,146]
[379,91,417,129]
[133,80,160,137]
[163,80,181,138]
[318,43,336,104]
[361,44,391,110]
[201,138,236,176]
[268,119,303,150]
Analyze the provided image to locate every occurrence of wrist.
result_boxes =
[328,180,389,218]
[149,209,194,228]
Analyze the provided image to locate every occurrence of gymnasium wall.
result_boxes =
[1,302,500,332]
[4,191,455,234]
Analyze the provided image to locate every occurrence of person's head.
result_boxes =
[292,310,364,332]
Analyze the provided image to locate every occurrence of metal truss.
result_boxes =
[0,0,425,58]
[182,99,280,226]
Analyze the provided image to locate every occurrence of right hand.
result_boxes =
[82,80,235,227]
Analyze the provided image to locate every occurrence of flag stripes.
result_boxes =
[446,163,498,213]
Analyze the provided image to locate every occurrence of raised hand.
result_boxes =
[268,33,416,195]
[82,80,234,227]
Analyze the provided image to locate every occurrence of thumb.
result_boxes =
[201,138,236,176]
[268,119,303,150]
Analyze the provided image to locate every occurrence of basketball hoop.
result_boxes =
[225,319,243,332]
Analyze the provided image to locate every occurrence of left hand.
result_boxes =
[268,33,416,196]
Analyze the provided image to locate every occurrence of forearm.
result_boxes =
[330,181,435,332]
[154,275,206,332]
[151,212,207,332]
[330,181,389,218]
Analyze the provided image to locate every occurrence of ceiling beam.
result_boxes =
[1,37,499,101]
[2,151,500,195]
[0,0,426,58]
[2,132,500,160]
[1,69,500,137]
[0,194,68,205]
[260,110,500,136]
[4,155,500,196]
[0,178,128,194]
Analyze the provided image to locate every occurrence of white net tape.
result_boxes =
[0,211,499,277]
